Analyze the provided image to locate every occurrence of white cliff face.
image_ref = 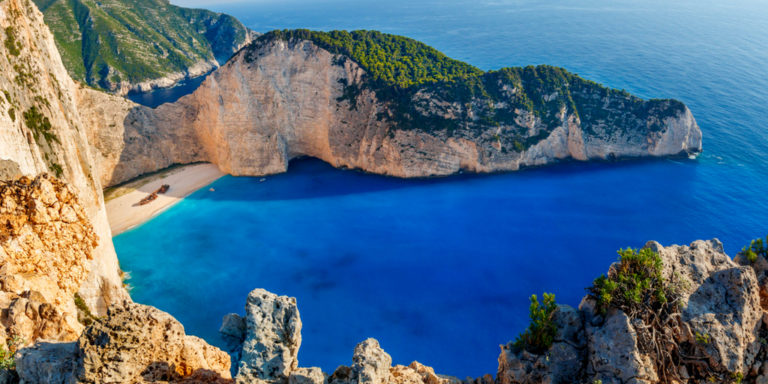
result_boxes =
[0,0,127,315]
[85,38,702,187]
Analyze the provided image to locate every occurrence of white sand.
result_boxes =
[105,163,225,235]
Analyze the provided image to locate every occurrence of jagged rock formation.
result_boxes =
[497,239,766,384]
[222,289,468,384]
[0,175,96,345]
[0,0,128,316]
[84,32,702,188]
[231,289,302,383]
[16,301,232,383]
[32,0,256,94]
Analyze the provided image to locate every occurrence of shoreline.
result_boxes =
[105,163,225,236]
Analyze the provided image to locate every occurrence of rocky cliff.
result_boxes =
[85,31,702,187]
[0,0,127,315]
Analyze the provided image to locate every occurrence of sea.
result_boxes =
[113,0,768,377]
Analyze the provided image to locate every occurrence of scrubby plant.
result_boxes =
[74,293,98,326]
[587,247,692,382]
[741,235,768,264]
[23,106,59,144]
[0,336,23,370]
[588,248,678,316]
[695,331,711,345]
[513,292,558,354]
[4,26,20,57]
[49,163,63,178]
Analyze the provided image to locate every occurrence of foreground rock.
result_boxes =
[17,301,231,383]
[497,239,765,384]
[0,175,97,344]
[225,289,464,384]
[230,289,302,383]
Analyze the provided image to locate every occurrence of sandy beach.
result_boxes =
[105,163,225,235]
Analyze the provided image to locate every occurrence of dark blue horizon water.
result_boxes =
[116,0,768,377]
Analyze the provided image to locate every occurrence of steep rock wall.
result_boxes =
[88,38,702,187]
[0,0,128,315]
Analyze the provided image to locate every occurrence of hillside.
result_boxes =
[78,29,700,186]
[32,0,255,94]
[263,30,688,151]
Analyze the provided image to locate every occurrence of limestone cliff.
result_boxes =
[85,34,702,187]
[0,175,95,344]
[0,0,127,314]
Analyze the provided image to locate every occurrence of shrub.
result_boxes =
[513,292,558,354]
[4,26,20,57]
[588,247,679,316]
[23,106,59,144]
[741,235,767,264]
[0,336,23,370]
[74,293,97,326]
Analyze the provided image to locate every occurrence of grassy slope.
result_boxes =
[34,0,251,90]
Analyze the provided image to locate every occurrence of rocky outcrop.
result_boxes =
[84,35,702,188]
[232,289,302,383]
[497,239,765,384]
[0,0,128,316]
[497,306,585,384]
[76,302,231,383]
[17,301,232,383]
[0,175,97,344]
[224,289,464,384]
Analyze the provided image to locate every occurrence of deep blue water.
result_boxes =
[126,73,209,108]
[115,0,768,377]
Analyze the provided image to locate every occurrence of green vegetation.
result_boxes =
[741,235,767,264]
[262,30,481,89]
[33,0,252,90]
[23,106,59,144]
[259,30,686,150]
[74,293,98,326]
[4,26,20,57]
[7,108,15,122]
[50,163,63,178]
[513,292,558,354]
[0,336,23,370]
[587,248,679,315]
[695,331,711,345]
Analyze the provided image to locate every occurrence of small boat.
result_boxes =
[138,192,158,206]
[259,178,266,182]
[209,188,215,192]
[158,184,170,194]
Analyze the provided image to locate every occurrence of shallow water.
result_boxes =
[116,0,768,377]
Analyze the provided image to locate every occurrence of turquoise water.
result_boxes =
[116,0,768,377]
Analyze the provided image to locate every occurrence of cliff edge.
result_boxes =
[85,30,702,187]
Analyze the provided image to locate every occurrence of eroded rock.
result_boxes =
[235,289,302,383]
[76,302,231,383]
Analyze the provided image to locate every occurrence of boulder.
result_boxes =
[76,302,231,383]
[585,310,657,384]
[290,367,327,384]
[329,338,393,384]
[16,341,78,384]
[235,289,302,383]
[649,240,762,373]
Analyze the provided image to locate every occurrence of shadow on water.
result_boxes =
[125,72,211,108]
[181,156,701,204]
